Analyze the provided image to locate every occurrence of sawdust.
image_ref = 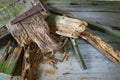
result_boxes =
[43,68,56,76]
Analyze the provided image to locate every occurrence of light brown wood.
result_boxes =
[50,15,87,38]
[6,13,59,53]
[80,31,120,65]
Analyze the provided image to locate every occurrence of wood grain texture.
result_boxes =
[47,14,87,38]
[7,13,59,53]
[0,1,120,80]
[80,31,120,65]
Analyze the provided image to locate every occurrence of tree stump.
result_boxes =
[6,13,59,53]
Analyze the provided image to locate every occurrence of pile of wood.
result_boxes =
[0,0,120,80]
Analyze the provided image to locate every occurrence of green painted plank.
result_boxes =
[0,0,34,28]
[0,36,22,75]
[0,47,22,75]
[0,1,26,28]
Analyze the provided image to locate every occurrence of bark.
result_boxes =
[80,31,120,65]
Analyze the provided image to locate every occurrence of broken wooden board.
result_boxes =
[20,42,42,80]
[0,37,22,75]
[47,14,87,38]
[80,31,120,66]
[48,5,120,39]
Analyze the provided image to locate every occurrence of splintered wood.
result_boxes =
[21,43,42,80]
[21,41,67,80]
[48,14,120,66]
[6,13,59,53]
[48,15,87,38]
[80,31,120,65]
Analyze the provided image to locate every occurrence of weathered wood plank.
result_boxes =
[50,3,120,12]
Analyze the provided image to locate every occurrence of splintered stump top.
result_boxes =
[6,13,59,53]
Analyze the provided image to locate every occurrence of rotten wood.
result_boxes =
[47,14,87,38]
[48,6,120,39]
[80,31,120,65]
[7,13,59,53]
[21,42,42,80]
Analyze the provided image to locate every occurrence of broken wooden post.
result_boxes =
[6,1,60,53]
[7,13,59,53]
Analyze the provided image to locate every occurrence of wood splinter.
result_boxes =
[80,31,120,65]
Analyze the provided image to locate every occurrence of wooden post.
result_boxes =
[6,13,59,53]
